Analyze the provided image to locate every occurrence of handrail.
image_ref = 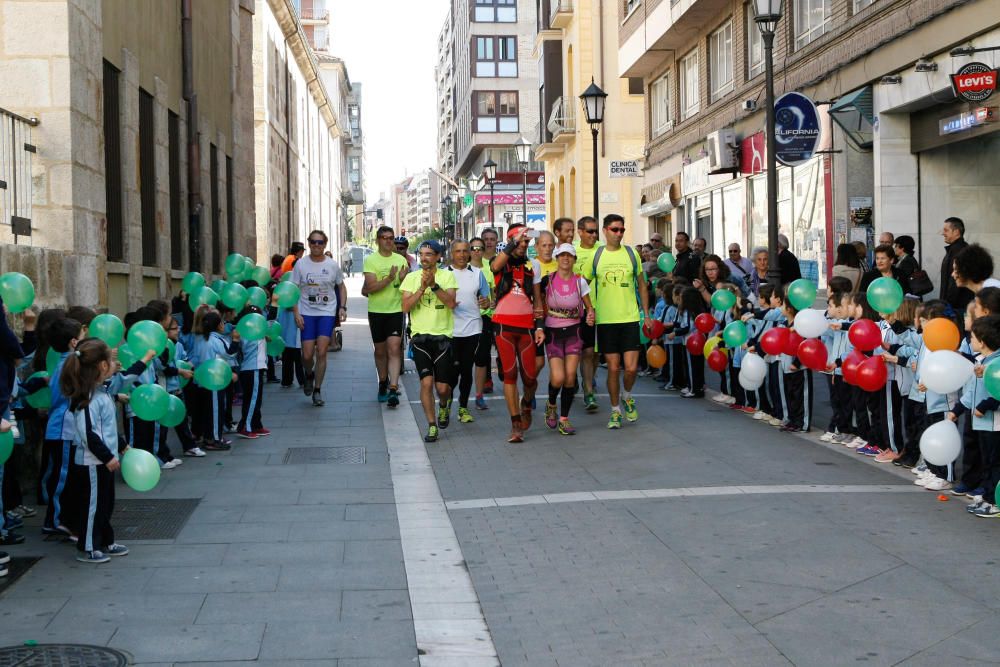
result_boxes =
[546,96,576,137]
[0,107,39,127]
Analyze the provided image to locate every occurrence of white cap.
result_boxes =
[554,243,577,257]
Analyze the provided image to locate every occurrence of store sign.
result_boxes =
[740,132,765,175]
[773,92,821,167]
[939,106,998,135]
[951,62,998,102]
[609,160,640,177]
[475,193,546,205]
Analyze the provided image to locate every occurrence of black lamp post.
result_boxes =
[514,136,532,227]
[483,158,498,227]
[579,79,607,223]
[752,0,785,286]
[441,194,452,242]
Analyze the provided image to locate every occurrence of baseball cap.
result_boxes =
[554,243,577,258]
[419,240,444,255]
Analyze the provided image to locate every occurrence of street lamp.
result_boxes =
[483,158,498,227]
[752,0,785,286]
[579,78,607,223]
[441,195,452,241]
[514,136,532,227]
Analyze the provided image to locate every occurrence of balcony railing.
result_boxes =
[0,107,38,238]
[546,96,575,139]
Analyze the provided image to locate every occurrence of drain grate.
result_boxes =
[0,644,129,666]
[115,498,200,540]
[283,446,366,465]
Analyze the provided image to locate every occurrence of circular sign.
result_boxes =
[773,92,821,167]
[951,62,998,103]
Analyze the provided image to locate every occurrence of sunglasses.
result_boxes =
[308,239,326,245]
[582,229,598,235]
[729,250,740,253]
[607,227,626,233]
[378,235,394,241]
[471,246,485,251]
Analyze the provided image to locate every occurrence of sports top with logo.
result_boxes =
[587,246,640,324]
[363,252,409,313]
[292,256,344,317]
[400,269,458,337]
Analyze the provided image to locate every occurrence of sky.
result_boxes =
[329,0,450,204]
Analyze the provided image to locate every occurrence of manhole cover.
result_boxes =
[283,447,366,465]
[115,498,200,539]
[0,644,128,666]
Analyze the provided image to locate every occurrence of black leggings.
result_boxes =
[451,335,480,408]
[281,347,305,387]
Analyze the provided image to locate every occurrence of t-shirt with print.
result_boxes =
[363,251,409,314]
[589,246,640,325]
[573,243,602,286]
[291,256,344,317]
[448,265,490,337]
[400,269,458,337]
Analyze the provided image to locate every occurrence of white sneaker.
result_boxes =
[161,460,180,470]
[924,477,953,491]
[171,458,183,466]
[724,395,737,405]
[849,436,866,447]
[820,431,836,442]
[753,411,768,420]
[768,417,782,426]
[712,394,729,403]
[184,448,207,457]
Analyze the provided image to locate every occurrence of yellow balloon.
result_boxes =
[703,335,726,357]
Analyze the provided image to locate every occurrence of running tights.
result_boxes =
[494,327,538,389]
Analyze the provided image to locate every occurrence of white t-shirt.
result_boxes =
[448,265,490,338]
[292,256,344,316]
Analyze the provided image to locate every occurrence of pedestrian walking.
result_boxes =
[363,226,409,407]
[446,240,491,425]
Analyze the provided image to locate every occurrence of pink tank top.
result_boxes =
[544,274,583,329]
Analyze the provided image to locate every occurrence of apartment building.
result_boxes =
[437,13,457,176]
[619,0,1000,289]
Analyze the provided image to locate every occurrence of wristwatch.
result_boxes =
[430,283,441,292]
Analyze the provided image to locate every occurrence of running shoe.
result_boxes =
[424,425,439,443]
[507,424,524,443]
[76,550,110,564]
[437,401,451,428]
[253,427,271,436]
[236,429,258,439]
[520,400,533,431]
[557,419,576,436]
[475,395,489,410]
[483,379,494,395]
[15,505,36,518]
[303,372,315,396]
[0,532,24,545]
[972,503,1000,518]
[105,543,129,557]
[584,393,598,413]
[856,444,880,457]
[607,411,623,429]
[161,460,181,470]
[203,440,232,451]
[377,379,389,403]
[387,386,400,408]
[623,398,638,423]
[312,390,325,407]
[184,447,207,457]
[458,407,474,424]
[544,403,558,429]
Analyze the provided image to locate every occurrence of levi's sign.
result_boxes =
[609,160,640,177]
[951,62,998,102]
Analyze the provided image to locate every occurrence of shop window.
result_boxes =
[794,0,831,50]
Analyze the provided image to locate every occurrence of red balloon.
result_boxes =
[694,313,716,334]
[642,319,665,340]
[849,319,882,352]
[760,327,789,356]
[707,349,728,372]
[856,356,888,392]
[783,330,804,357]
[842,350,866,385]
[797,338,829,371]
[686,332,707,356]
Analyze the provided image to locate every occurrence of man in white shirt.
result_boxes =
[444,240,491,425]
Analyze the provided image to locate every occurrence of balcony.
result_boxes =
[619,0,731,78]
[549,0,573,29]
[546,96,575,143]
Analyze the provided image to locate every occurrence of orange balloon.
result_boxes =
[646,344,667,369]
[923,317,960,351]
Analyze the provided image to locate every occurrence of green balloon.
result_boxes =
[131,384,170,422]
[265,320,282,341]
[236,313,267,341]
[656,253,676,273]
[246,286,268,309]
[191,286,220,309]
[176,360,194,388]
[710,289,737,311]
[121,448,160,492]
[194,358,232,391]
[165,339,176,363]
[221,282,249,310]
[280,271,293,282]
[0,431,13,465]
[127,320,167,357]
[24,371,51,409]
[0,272,35,313]
[224,253,246,276]
[159,394,187,428]
[722,320,748,348]
[266,337,286,356]
[242,257,255,278]
[984,359,1000,401]
[90,313,125,347]
[867,276,904,315]
[181,272,206,294]
[46,347,61,376]
[273,281,301,308]
[786,279,817,311]
[211,279,227,294]
[117,343,140,370]
[250,266,272,287]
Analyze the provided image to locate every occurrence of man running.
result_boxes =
[446,240,491,424]
[553,217,575,246]
[490,224,539,443]
[401,241,458,443]
[363,225,409,407]
[469,237,494,409]
[480,227,500,394]
[291,229,347,406]
[574,216,602,412]
[583,214,650,429]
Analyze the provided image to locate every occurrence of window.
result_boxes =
[794,0,830,49]
[853,0,876,9]
[475,0,516,23]
[679,50,699,120]
[102,61,123,262]
[651,73,671,137]
[474,91,518,132]
[474,36,517,77]
[139,88,157,267]
[709,21,734,101]
[625,0,641,16]
[226,156,235,255]
[628,77,644,95]
[168,111,182,269]
[746,7,763,79]
[210,144,220,273]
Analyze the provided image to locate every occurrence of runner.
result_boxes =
[583,214,650,429]
[530,230,558,381]
[533,243,595,435]
[480,227,500,395]
[446,240,491,424]
[291,229,347,407]
[363,225,409,407]
[553,217,575,246]
[395,237,419,271]
[400,240,458,443]
[574,216,602,412]
[490,224,539,443]
[469,237,494,410]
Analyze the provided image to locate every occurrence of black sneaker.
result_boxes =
[387,386,400,408]
[0,532,25,545]
[312,390,325,407]
[0,551,10,565]
[303,372,315,396]
[203,440,232,451]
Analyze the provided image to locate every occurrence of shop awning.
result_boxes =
[829,87,875,149]
[638,195,675,217]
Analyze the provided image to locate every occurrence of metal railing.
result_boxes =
[0,107,38,239]
[546,96,575,138]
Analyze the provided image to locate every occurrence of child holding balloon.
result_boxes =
[60,338,128,564]
[780,293,812,432]
[126,307,182,471]
[194,311,237,451]
[234,306,270,440]
[671,287,706,399]
[847,293,883,456]
[819,291,854,443]
[660,284,687,392]
[904,300,954,478]
[161,316,202,457]
[874,300,919,462]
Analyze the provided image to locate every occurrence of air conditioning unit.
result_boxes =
[706,128,738,172]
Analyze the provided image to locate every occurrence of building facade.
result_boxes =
[437,12,457,177]
[619,0,1000,289]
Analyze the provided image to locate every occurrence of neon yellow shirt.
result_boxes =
[476,262,495,317]
[363,252,409,313]
[400,269,458,336]
[574,242,602,286]
[591,246,640,325]
[533,257,558,279]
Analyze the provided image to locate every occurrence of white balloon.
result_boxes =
[921,350,974,395]
[740,353,767,384]
[920,419,962,466]
[739,368,765,391]
[793,309,828,339]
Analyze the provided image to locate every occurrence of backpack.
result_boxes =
[592,245,641,305]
